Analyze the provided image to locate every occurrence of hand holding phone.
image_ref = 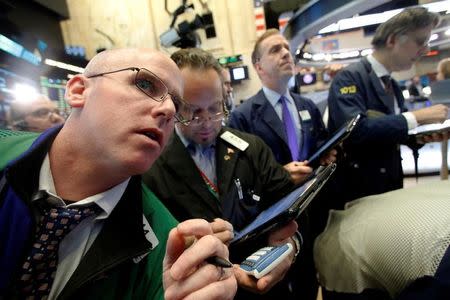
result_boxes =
[239,243,293,279]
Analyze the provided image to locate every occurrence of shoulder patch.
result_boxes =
[339,85,357,94]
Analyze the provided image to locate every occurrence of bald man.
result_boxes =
[0,48,237,300]
[9,94,65,132]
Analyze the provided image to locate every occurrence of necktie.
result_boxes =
[280,96,299,161]
[18,192,100,298]
[381,75,394,96]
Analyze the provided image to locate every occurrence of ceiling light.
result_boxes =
[318,0,450,34]
[429,33,439,41]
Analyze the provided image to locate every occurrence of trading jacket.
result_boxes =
[0,128,177,299]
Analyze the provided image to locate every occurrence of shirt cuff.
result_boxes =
[402,112,418,130]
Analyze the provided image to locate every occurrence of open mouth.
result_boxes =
[140,129,163,146]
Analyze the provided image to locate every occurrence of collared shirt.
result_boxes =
[262,86,302,148]
[367,55,418,130]
[175,125,217,186]
[38,154,129,300]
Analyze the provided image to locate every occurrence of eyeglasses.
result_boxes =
[29,108,61,119]
[86,67,190,125]
[186,112,226,127]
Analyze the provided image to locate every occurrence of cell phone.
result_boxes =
[239,243,293,279]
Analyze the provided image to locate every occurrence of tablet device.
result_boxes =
[230,163,336,246]
[408,119,450,138]
[307,114,361,167]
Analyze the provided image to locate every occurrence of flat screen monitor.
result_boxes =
[230,65,249,82]
[300,73,317,85]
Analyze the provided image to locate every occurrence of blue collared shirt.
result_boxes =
[175,125,217,186]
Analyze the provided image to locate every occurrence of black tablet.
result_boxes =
[307,114,361,167]
[230,163,336,246]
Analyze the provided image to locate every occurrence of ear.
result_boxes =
[254,62,264,76]
[65,75,88,108]
[386,33,400,49]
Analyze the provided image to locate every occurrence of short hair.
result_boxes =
[170,48,222,78]
[438,58,450,80]
[251,28,280,64]
[170,48,228,113]
[371,7,439,49]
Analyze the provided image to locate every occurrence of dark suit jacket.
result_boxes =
[142,127,294,231]
[143,127,319,300]
[327,57,413,203]
[228,90,328,165]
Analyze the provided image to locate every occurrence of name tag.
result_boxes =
[299,110,311,121]
[220,131,249,151]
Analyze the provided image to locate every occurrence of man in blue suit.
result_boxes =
[327,7,448,206]
[229,28,335,300]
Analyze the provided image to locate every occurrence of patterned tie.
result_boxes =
[381,75,394,96]
[280,96,299,161]
[18,192,100,298]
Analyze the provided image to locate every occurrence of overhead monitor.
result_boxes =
[229,65,249,83]
[300,73,317,85]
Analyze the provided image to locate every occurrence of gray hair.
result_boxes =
[371,7,439,49]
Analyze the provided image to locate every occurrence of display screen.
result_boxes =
[300,73,317,85]
[229,65,249,82]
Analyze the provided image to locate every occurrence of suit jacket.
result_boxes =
[143,127,294,231]
[327,57,412,203]
[228,90,328,165]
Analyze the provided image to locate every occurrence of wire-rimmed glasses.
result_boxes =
[86,67,191,125]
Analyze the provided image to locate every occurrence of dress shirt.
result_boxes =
[367,55,418,130]
[262,86,302,150]
[175,126,217,186]
[38,154,129,299]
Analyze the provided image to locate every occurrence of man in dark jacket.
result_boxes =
[327,7,448,206]
[228,28,336,300]
[0,48,237,299]
[143,48,302,299]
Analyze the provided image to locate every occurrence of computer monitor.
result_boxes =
[229,65,249,82]
[300,73,317,85]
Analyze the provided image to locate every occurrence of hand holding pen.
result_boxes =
[163,219,237,300]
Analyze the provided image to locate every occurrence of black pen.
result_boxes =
[206,256,233,268]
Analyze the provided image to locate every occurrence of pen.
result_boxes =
[206,256,233,268]
[235,178,243,200]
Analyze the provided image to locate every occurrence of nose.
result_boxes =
[50,112,65,124]
[154,96,176,123]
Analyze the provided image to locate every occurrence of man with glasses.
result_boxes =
[9,94,65,132]
[143,48,301,299]
[327,7,448,206]
[0,48,237,299]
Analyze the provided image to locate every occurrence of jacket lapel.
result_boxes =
[164,135,221,214]
[216,129,240,195]
[59,176,151,299]
[255,90,289,145]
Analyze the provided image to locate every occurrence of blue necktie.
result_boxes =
[280,96,299,161]
[18,192,100,298]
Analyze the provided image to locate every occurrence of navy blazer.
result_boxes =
[327,57,414,202]
[229,90,328,165]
